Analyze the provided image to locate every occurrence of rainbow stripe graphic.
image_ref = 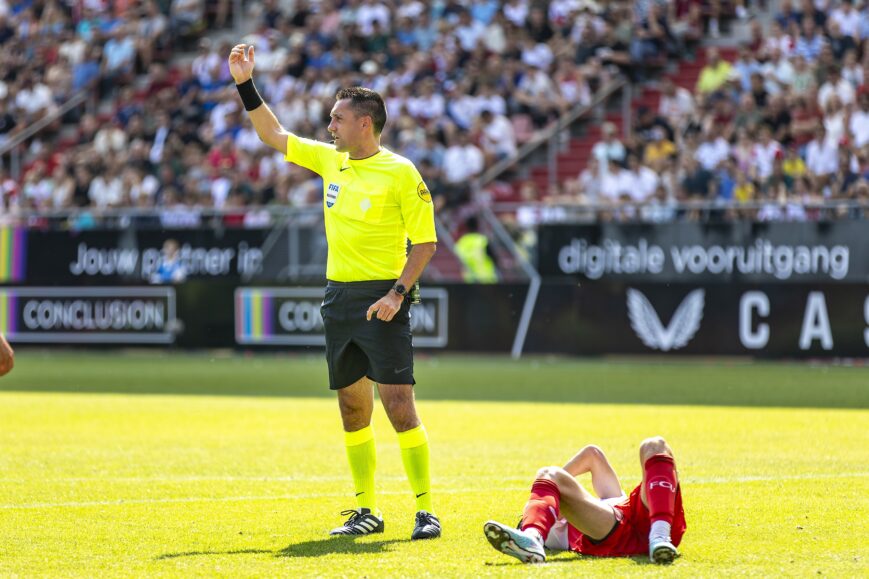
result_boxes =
[0,228,26,283]
[0,290,18,337]
[236,289,274,342]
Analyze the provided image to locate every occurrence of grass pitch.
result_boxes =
[1,353,867,577]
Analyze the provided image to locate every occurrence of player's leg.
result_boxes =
[484,466,617,564]
[563,445,625,500]
[378,383,440,540]
[639,436,680,563]
[534,466,620,542]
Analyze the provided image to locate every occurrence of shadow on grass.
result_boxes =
[484,553,655,567]
[157,548,272,560]
[157,537,409,561]
[277,536,410,557]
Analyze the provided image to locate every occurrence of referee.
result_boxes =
[229,45,440,540]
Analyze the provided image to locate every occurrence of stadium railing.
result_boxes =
[0,91,96,180]
[475,78,632,193]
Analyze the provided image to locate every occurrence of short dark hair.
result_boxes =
[335,86,387,135]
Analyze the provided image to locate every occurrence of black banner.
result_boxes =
[21,229,271,284]
[538,222,868,283]
[0,287,176,344]
[1,280,865,357]
[234,287,449,348]
[524,282,869,357]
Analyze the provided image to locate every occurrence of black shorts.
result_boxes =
[321,280,415,390]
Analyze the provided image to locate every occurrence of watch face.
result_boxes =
[394,284,406,295]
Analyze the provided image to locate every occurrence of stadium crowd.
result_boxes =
[2,0,721,227]
[545,0,869,223]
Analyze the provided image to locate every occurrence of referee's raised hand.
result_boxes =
[228,44,255,84]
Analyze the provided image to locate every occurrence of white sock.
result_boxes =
[525,527,544,545]
[650,520,671,542]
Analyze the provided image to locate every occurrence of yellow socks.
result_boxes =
[398,424,434,514]
[345,424,433,515]
[345,425,376,511]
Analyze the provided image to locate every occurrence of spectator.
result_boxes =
[658,77,695,134]
[782,144,808,180]
[170,0,205,40]
[14,74,56,123]
[715,157,738,202]
[827,20,856,61]
[0,98,15,146]
[733,170,757,203]
[623,155,660,203]
[443,132,485,186]
[136,0,169,69]
[88,162,124,208]
[150,238,188,283]
[818,67,855,109]
[591,122,626,173]
[805,126,839,189]
[794,17,825,62]
[849,92,869,149]
[575,157,604,204]
[733,47,763,93]
[514,63,561,128]
[695,125,731,171]
[696,48,733,97]
[790,54,817,95]
[840,50,863,88]
[681,157,714,198]
[101,24,137,90]
[643,126,677,167]
[477,109,517,163]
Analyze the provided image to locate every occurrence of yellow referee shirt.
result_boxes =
[285,133,437,282]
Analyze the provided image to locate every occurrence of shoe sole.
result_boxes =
[329,520,384,536]
[651,543,677,564]
[483,522,545,564]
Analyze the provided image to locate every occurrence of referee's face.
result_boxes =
[328,99,368,153]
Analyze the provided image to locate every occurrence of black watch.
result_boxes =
[392,283,407,298]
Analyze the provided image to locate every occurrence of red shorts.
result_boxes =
[568,484,686,557]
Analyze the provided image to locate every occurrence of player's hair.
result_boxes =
[335,87,387,135]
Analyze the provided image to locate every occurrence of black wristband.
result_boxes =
[236,78,264,111]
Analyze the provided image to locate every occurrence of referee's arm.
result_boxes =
[228,44,289,153]
[397,243,437,292]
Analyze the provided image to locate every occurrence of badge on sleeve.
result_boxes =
[417,181,431,203]
[327,183,340,208]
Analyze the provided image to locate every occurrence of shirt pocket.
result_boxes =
[332,180,391,224]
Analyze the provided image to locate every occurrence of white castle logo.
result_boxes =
[627,289,705,351]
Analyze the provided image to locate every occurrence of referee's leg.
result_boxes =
[336,377,379,515]
[379,384,441,539]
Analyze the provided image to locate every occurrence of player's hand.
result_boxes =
[366,292,403,322]
[0,334,14,376]
[228,44,255,84]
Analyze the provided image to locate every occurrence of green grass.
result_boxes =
[3,351,868,408]
[1,353,867,577]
